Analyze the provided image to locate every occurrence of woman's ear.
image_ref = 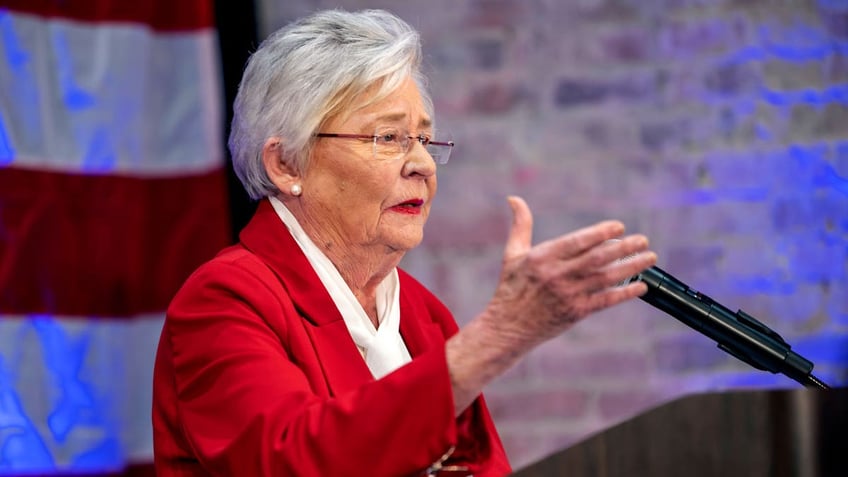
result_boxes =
[261,138,302,197]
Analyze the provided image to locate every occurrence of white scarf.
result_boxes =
[269,197,412,379]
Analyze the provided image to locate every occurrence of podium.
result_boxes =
[512,386,848,477]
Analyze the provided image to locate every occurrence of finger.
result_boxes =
[541,246,656,297]
[503,196,533,261]
[583,249,658,292]
[535,220,626,260]
[574,234,651,271]
[582,280,651,314]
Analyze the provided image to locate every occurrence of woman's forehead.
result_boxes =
[363,111,432,128]
[328,79,431,129]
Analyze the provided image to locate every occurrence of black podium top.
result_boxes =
[512,386,848,477]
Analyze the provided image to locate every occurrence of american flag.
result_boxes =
[0,0,231,473]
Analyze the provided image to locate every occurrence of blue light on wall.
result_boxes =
[708,16,848,384]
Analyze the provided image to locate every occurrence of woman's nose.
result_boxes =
[402,140,437,178]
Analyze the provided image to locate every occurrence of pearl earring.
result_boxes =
[290,184,302,196]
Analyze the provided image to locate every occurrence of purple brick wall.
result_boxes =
[259,0,848,469]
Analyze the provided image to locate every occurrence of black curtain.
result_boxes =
[215,0,259,242]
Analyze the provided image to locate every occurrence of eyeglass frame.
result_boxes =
[313,132,455,164]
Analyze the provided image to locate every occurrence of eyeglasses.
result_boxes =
[314,129,454,164]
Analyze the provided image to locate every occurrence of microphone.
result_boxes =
[624,265,830,389]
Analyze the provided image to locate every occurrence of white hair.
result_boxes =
[228,9,433,199]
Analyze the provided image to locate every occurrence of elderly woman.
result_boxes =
[152,8,655,477]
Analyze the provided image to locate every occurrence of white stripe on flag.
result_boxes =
[0,314,164,469]
[0,11,223,176]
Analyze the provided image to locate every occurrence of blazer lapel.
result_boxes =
[239,200,374,395]
[397,271,445,358]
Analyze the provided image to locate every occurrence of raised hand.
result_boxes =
[446,196,656,414]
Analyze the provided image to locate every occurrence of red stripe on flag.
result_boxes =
[0,463,157,477]
[0,0,214,31]
[0,166,232,317]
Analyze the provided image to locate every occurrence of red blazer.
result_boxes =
[152,200,511,476]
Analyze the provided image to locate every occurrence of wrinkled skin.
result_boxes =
[446,196,656,414]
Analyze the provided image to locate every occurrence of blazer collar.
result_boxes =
[238,199,443,393]
[239,199,342,327]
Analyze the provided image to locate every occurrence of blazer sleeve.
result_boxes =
[158,252,507,476]
[400,270,511,477]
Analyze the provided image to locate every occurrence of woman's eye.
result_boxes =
[377,133,398,143]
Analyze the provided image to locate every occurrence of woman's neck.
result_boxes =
[324,242,402,328]
[287,201,403,327]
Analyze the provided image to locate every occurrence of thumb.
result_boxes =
[503,195,533,261]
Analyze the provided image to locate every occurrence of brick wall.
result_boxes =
[258,0,848,469]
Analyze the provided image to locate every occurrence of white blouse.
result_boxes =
[269,196,412,379]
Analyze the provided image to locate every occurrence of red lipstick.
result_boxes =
[390,199,424,215]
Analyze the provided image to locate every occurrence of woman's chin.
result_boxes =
[378,228,425,254]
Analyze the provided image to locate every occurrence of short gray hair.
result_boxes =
[228,9,433,199]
